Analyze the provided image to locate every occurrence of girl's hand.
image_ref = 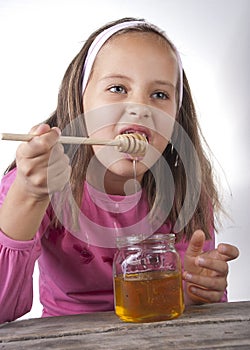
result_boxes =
[183,230,239,304]
[15,123,71,201]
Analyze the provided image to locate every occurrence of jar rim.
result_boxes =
[116,233,175,248]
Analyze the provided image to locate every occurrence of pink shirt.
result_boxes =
[0,168,226,323]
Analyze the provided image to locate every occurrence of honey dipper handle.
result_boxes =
[0,133,119,146]
[0,133,147,156]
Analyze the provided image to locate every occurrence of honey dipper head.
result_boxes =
[115,133,148,157]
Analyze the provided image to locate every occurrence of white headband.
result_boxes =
[82,20,183,109]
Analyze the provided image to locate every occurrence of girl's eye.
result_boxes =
[151,91,169,100]
[108,85,127,94]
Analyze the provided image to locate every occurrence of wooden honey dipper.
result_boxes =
[0,132,148,157]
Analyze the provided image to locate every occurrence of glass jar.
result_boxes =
[113,233,184,323]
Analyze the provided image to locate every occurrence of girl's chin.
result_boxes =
[106,158,147,178]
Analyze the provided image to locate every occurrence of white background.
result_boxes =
[0,0,249,320]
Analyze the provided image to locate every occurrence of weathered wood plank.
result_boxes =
[0,320,249,349]
[1,301,249,342]
[0,301,249,349]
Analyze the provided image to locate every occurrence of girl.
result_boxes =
[0,17,239,323]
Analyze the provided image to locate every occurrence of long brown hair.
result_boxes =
[6,17,222,241]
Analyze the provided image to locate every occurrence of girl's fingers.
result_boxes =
[187,284,223,303]
[217,243,240,261]
[183,231,239,305]
[194,256,229,276]
[184,230,205,258]
[18,125,61,158]
[28,128,61,156]
[15,124,70,198]
[29,123,51,135]
[183,271,227,291]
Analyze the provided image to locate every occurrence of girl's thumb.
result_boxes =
[186,230,205,258]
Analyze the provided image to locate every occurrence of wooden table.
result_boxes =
[0,301,249,349]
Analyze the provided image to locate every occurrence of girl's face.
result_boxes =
[83,31,179,193]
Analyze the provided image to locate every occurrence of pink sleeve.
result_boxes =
[0,231,41,323]
[0,169,47,323]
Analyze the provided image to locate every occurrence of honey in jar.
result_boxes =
[113,233,184,323]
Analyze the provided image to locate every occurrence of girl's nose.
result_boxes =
[125,103,152,119]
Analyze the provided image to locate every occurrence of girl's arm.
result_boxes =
[0,179,50,241]
[0,124,71,322]
[0,168,43,323]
